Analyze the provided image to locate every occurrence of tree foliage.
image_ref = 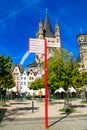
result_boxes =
[30,78,44,90]
[77,72,87,87]
[30,48,84,94]
[0,55,15,89]
[48,49,80,92]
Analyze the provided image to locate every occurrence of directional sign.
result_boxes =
[29,38,61,54]
[28,38,61,128]
[47,41,61,48]
[29,38,44,54]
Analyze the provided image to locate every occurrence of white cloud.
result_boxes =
[20,51,30,65]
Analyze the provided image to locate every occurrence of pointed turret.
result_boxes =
[43,12,54,37]
[55,22,60,37]
[36,18,43,39]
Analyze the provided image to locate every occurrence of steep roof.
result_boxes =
[43,13,54,37]
[28,69,38,76]
[11,64,24,73]
[28,61,38,67]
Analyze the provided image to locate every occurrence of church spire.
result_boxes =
[43,10,54,37]
[46,8,48,14]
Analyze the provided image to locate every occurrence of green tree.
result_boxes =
[81,72,87,86]
[30,78,44,90]
[47,48,82,107]
[48,49,80,92]
[30,49,81,94]
[0,55,15,89]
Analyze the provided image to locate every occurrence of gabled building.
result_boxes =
[27,69,36,87]
[11,64,24,93]
[27,61,42,87]
[20,70,28,93]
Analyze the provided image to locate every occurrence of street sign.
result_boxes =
[47,41,61,48]
[28,38,61,128]
[29,38,44,54]
[29,38,61,54]
[28,38,48,128]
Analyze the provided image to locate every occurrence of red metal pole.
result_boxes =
[44,38,48,128]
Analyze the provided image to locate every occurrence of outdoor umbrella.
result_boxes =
[54,88,66,94]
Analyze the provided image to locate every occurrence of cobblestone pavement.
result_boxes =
[0,116,87,130]
[0,99,87,130]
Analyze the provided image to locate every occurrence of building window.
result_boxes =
[29,77,31,80]
[13,73,19,76]
[17,82,19,85]
[24,77,26,80]
[21,82,23,85]
[29,77,34,80]
[21,77,23,80]
[24,82,26,85]
[15,68,18,72]
[17,77,19,80]
[57,39,59,43]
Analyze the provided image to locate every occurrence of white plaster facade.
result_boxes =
[20,71,28,93]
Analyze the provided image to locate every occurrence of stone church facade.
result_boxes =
[27,12,61,87]
[35,12,61,63]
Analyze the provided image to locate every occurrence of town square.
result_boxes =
[0,0,87,129]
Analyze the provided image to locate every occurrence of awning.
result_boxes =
[54,88,66,94]
[68,87,76,93]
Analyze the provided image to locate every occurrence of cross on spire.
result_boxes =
[46,8,48,14]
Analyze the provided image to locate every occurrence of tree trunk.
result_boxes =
[64,92,72,109]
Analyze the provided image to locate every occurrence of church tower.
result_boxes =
[77,34,87,72]
[35,11,61,63]
[27,11,62,86]
[36,19,43,39]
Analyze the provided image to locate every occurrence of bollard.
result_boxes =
[32,100,34,113]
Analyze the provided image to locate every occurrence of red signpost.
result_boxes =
[29,38,48,128]
[29,38,60,128]
[44,38,48,128]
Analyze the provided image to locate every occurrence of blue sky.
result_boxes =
[0,0,87,68]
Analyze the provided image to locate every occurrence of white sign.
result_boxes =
[29,38,61,54]
[47,42,61,48]
[29,38,44,54]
